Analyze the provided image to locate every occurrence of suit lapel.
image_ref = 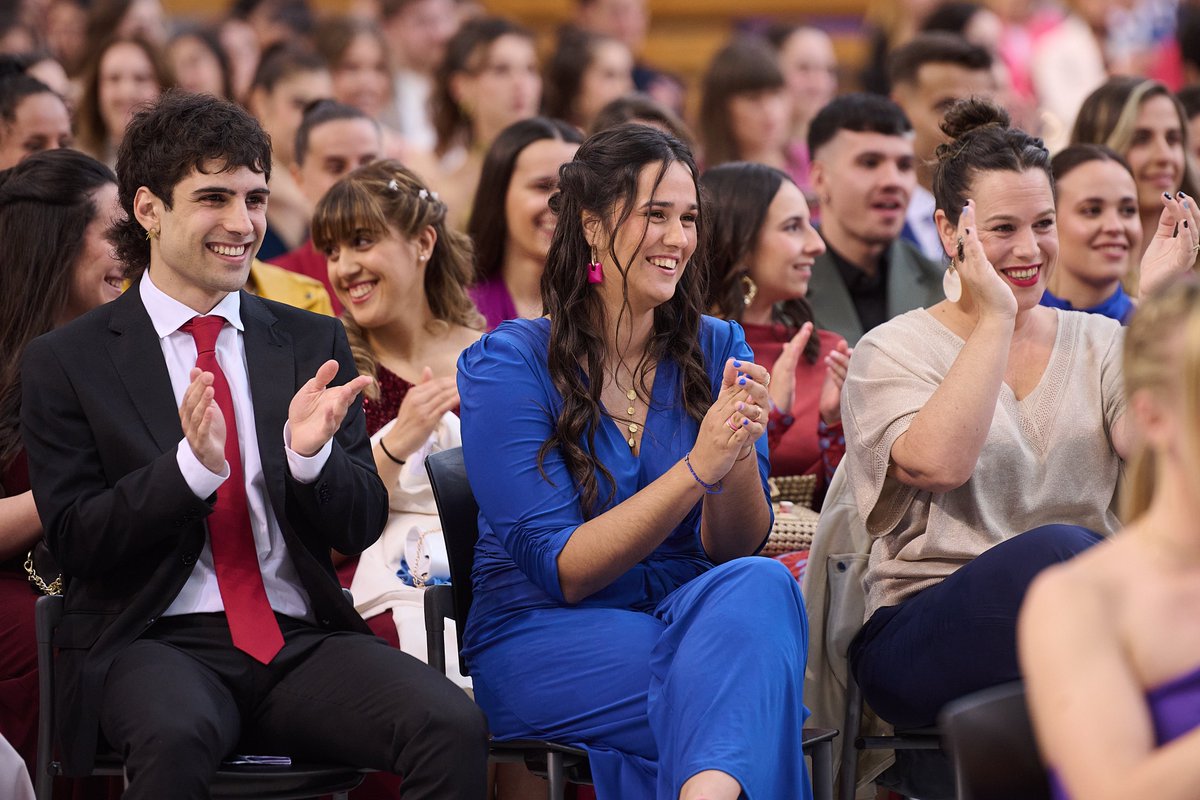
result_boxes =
[887,240,946,318]
[240,293,293,516]
[808,250,865,345]
[106,288,183,453]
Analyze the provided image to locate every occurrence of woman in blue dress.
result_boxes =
[457,124,812,800]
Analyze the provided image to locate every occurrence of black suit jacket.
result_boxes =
[19,287,388,774]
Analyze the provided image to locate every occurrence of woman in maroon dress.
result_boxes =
[0,150,121,797]
[702,162,852,504]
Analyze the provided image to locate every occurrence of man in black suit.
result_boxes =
[20,91,488,799]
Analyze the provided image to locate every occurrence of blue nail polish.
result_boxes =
[737,402,745,411]
[738,376,746,385]
[742,419,749,426]
[733,359,742,367]
[1165,192,1173,200]
[1178,191,1186,199]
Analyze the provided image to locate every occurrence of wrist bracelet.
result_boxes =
[683,452,723,494]
[378,438,406,466]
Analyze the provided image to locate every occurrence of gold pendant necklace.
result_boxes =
[623,387,639,449]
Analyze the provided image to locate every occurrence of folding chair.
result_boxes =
[34,594,365,800]
[939,681,1051,800]
[839,672,943,800]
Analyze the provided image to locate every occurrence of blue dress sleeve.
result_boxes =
[458,323,582,603]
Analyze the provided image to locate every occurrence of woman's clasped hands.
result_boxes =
[378,367,460,463]
[686,358,771,487]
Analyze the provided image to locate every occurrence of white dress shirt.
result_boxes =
[384,69,436,151]
[905,185,945,263]
[140,272,332,620]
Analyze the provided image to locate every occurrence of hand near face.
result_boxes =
[819,341,852,426]
[956,199,1018,320]
[766,322,812,416]
[288,359,374,457]
[1139,191,1200,295]
[180,367,226,474]
[688,358,770,484]
[380,367,459,462]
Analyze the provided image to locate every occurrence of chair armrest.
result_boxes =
[35,595,65,799]
[423,584,454,676]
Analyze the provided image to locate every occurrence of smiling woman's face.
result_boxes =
[504,137,580,266]
[746,179,826,308]
[63,182,124,323]
[595,160,699,318]
[98,41,160,142]
[967,167,1059,311]
[1054,159,1140,290]
[1124,93,1187,215]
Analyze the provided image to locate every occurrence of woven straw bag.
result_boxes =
[761,474,820,556]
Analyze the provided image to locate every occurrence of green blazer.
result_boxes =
[807,238,945,346]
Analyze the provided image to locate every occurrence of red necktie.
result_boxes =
[181,315,284,664]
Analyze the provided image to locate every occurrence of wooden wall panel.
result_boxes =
[162,0,870,104]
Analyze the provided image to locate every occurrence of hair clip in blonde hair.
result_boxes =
[418,188,439,202]
[387,179,400,192]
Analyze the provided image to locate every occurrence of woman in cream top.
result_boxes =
[840,98,1199,740]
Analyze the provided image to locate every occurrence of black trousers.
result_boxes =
[98,613,489,800]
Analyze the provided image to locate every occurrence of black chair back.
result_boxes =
[939,681,1051,800]
[424,447,479,670]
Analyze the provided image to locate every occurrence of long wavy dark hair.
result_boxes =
[541,123,711,516]
[0,149,116,473]
[468,116,583,285]
[432,16,534,157]
[701,162,820,364]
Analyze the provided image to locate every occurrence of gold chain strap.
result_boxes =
[410,527,442,589]
[24,549,62,596]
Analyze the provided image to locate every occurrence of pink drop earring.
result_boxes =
[587,248,603,284]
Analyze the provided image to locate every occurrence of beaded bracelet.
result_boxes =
[683,452,723,494]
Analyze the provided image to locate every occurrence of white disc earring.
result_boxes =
[943,263,962,303]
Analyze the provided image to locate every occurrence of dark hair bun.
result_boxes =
[931,97,1050,226]
[0,55,29,81]
[940,98,1010,142]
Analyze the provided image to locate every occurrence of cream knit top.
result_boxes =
[842,307,1126,616]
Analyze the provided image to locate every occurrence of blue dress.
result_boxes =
[1039,284,1134,325]
[457,316,812,799]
